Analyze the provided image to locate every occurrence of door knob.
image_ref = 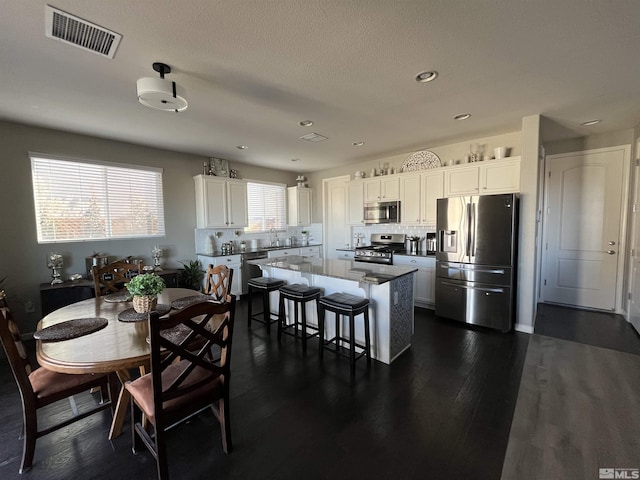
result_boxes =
[606,250,616,255]
[608,241,616,245]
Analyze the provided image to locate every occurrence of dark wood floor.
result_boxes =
[0,301,530,480]
[534,303,640,355]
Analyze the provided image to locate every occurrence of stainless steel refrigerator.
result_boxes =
[435,193,518,332]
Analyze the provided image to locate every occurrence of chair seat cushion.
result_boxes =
[248,277,285,289]
[125,359,223,425]
[279,284,321,298]
[319,292,369,310]
[29,367,106,404]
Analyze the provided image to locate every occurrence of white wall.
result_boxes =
[0,120,296,331]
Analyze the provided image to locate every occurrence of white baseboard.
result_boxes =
[514,323,534,334]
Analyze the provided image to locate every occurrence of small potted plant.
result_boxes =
[126,273,166,313]
[179,260,204,291]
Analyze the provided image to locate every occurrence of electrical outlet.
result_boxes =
[24,301,35,313]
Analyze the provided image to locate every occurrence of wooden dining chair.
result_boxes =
[204,264,234,301]
[126,295,236,480]
[92,260,143,297]
[0,297,114,473]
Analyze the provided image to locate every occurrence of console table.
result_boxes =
[39,269,180,316]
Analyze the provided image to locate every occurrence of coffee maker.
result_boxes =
[425,233,437,255]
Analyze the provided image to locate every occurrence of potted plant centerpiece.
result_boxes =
[126,273,166,313]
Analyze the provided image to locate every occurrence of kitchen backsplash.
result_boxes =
[195,223,323,254]
[350,224,435,247]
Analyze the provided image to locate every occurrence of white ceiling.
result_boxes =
[1,1,639,172]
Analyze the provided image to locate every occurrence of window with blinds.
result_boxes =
[30,154,165,243]
[245,181,286,232]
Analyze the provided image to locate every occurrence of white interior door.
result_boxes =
[541,146,628,311]
[628,139,640,334]
[323,176,350,259]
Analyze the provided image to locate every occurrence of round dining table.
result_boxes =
[36,288,199,439]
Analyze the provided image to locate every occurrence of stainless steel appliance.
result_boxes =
[435,194,518,332]
[354,233,405,265]
[425,233,437,255]
[241,250,268,294]
[363,201,401,225]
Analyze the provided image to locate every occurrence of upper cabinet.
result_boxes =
[194,175,248,228]
[287,187,312,226]
[399,174,421,225]
[444,157,520,197]
[400,171,444,227]
[421,170,444,227]
[364,176,400,202]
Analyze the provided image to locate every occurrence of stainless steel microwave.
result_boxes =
[364,201,401,224]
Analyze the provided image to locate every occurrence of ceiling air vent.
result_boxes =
[45,5,122,59]
[299,132,328,143]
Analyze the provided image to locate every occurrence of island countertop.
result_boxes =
[248,255,417,285]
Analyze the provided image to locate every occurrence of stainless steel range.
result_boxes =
[354,233,406,265]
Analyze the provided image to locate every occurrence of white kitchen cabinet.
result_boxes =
[337,250,355,260]
[400,171,443,227]
[197,254,242,297]
[393,255,436,308]
[444,165,480,196]
[400,174,421,225]
[480,158,521,194]
[347,181,365,225]
[267,248,300,259]
[364,176,400,202]
[421,170,444,227]
[287,187,312,226]
[194,175,248,228]
[444,157,520,197]
[299,246,321,257]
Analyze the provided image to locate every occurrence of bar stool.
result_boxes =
[317,292,371,376]
[277,284,322,352]
[247,277,285,333]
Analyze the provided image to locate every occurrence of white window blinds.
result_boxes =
[245,181,286,232]
[30,154,165,243]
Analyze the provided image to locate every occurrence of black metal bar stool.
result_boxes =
[247,277,285,333]
[317,292,371,376]
[277,284,322,352]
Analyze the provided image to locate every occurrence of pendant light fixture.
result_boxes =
[136,62,188,112]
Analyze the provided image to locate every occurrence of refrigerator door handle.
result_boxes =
[439,264,505,274]
[441,281,505,294]
[470,203,477,257]
[465,202,472,257]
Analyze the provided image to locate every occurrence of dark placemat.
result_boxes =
[103,291,133,303]
[34,317,108,342]
[171,294,212,310]
[117,304,172,322]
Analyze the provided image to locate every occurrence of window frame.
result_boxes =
[30,152,166,244]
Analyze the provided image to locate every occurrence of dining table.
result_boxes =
[36,287,201,439]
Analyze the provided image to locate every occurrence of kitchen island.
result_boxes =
[249,256,417,364]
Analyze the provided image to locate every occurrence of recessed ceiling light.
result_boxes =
[415,70,438,83]
[236,145,248,150]
[299,120,314,127]
[581,119,601,126]
[454,113,471,120]
[291,158,300,162]
[352,141,364,146]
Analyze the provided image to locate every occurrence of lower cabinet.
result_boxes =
[197,255,242,297]
[393,255,436,308]
[336,250,355,260]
